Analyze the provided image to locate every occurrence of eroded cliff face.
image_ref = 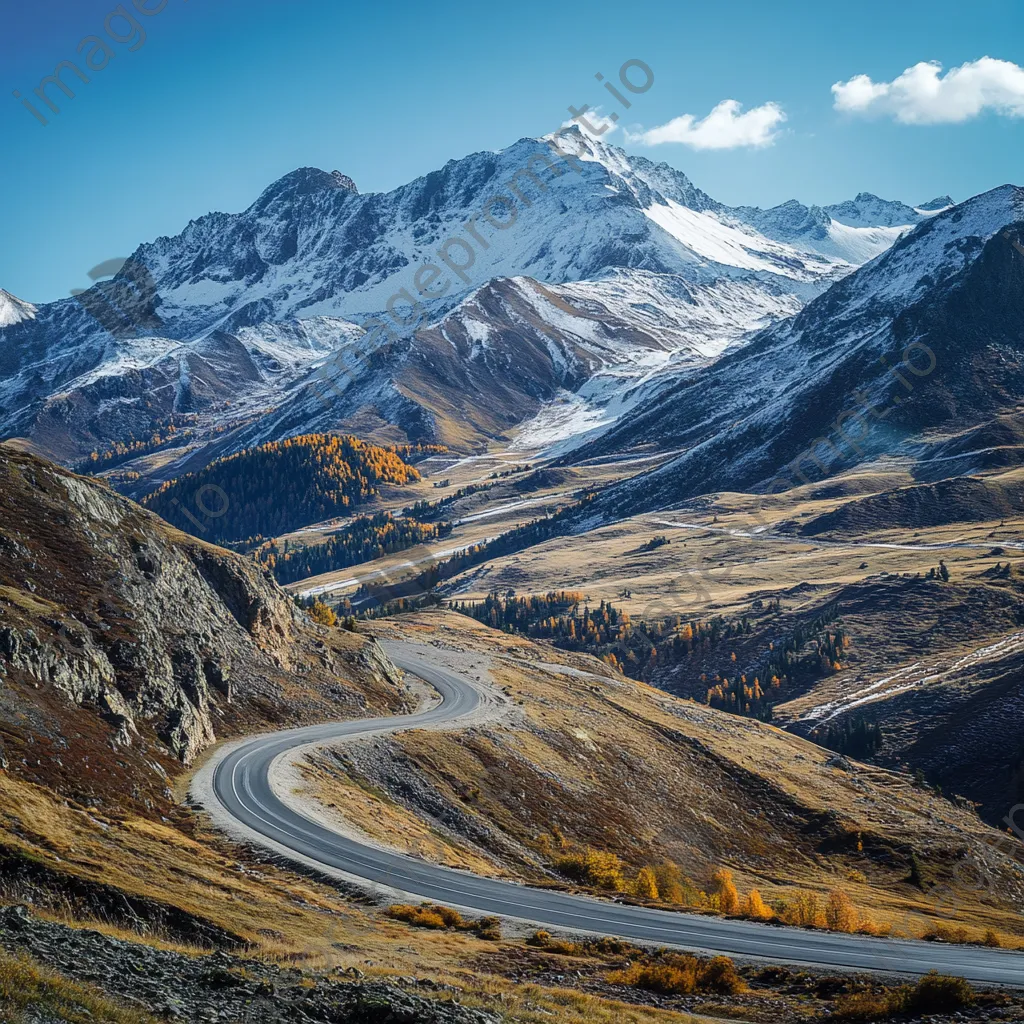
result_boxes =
[0,445,403,807]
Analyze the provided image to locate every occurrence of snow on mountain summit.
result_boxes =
[133,128,859,346]
[731,189,958,265]
[0,129,971,465]
[254,167,358,209]
[848,184,1022,306]
[0,289,36,328]
[823,192,924,229]
[916,195,956,214]
[587,184,1024,513]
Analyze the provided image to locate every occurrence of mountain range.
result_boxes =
[0,128,968,482]
[589,184,1024,515]
[8,117,1024,1020]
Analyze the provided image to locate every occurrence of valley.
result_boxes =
[5,432,1024,1020]
[2,101,1024,1022]
[325,451,1024,830]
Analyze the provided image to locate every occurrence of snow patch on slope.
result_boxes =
[510,269,806,455]
[644,199,835,281]
[0,289,37,328]
[824,221,911,265]
[854,184,1022,308]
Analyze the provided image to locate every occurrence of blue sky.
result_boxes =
[2,0,1022,303]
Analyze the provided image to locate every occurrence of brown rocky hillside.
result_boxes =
[0,443,405,815]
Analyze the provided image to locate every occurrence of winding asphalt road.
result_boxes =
[200,645,1024,986]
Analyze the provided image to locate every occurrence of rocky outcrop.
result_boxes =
[189,544,300,652]
[0,447,404,807]
[0,622,138,744]
[0,454,283,762]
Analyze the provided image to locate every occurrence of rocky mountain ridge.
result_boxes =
[0,444,404,811]
[583,184,1024,515]
[0,130,939,471]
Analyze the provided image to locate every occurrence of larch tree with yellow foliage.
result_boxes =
[633,867,660,900]
[712,868,740,915]
[743,889,773,920]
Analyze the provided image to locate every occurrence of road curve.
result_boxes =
[197,645,1024,986]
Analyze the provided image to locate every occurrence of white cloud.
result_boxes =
[560,107,620,139]
[832,57,1024,124]
[627,99,787,150]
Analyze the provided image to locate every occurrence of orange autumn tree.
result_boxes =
[712,869,740,915]
[743,889,773,920]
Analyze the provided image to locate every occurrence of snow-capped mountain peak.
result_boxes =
[731,188,959,266]
[254,167,359,210]
[851,183,1022,305]
[916,195,956,214]
[587,184,1024,515]
[0,130,968,470]
[125,130,859,346]
[822,192,923,229]
[0,289,36,328]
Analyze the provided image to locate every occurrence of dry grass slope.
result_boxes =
[303,611,1024,942]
